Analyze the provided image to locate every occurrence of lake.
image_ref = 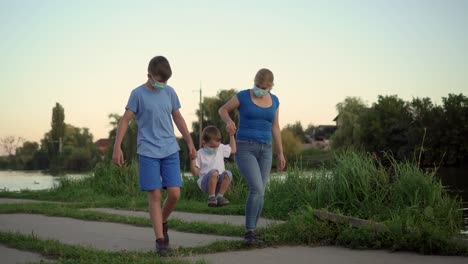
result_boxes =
[0,170,90,192]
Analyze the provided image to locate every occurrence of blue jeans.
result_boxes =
[235,140,273,230]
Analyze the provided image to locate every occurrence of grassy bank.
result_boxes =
[1,151,467,255]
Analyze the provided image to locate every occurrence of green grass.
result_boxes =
[0,231,213,264]
[1,151,467,255]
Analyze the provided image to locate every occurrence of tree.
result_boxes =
[192,89,238,147]
[0,136,24,156]
[284,121,309,143]
[106,113,138,163]
[49,103,65,174]
[331,97,367,150]
[276,129,302,167]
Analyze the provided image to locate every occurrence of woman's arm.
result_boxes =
[272,108,286,171]
[218,96,240,135]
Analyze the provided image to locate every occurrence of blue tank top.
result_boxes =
[236,89,280,144]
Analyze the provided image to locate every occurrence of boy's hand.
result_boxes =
[112,147,124,167]
[189,144,197,160]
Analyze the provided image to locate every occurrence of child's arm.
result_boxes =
[172,110,197,160]
[190,159,200,177]
[112,110,135,167]
[229,134,236,154]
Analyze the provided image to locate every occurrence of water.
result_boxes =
[0,170,90,192]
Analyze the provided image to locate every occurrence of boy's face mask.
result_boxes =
[150,75,167,89]
[203,146,218,155]
[253,86,269,97]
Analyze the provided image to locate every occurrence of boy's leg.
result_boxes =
[148,189,164,239]
[160,152,183,245]
[138,155,164,243]
[162,187,180,222]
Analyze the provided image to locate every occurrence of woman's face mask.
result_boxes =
[253,86,269,97]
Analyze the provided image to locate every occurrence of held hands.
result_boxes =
[112,147,124,167]
[188,143,197,160]
[277,153,286,171]
[226,120,236,136]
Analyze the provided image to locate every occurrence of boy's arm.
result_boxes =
[229,134,236,154]
[190,159,200,177]
[172,109,197,160]
[112,110,134,167]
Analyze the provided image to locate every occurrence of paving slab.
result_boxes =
[0,244,52,264]
[83,208,284,228]
[185,246,468,264]
[0,214,240,252]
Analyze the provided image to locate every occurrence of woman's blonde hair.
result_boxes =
[254,68,274,87]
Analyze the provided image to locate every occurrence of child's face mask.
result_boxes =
[203,147,218,155]
[253,86,269,97]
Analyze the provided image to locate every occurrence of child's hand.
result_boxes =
[189,145,197,160]
[226,121,236,135]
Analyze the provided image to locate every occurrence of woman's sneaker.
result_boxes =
[208,196,217,207]
[244,230,257,246]
[216,196,230,207]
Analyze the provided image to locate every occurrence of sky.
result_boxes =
[0,0,467,148]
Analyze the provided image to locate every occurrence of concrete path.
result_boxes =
[186,246,468,264]
[0,214,240,252]
[0,244,52,264]
[0,198,45,204]
[83,208,284,228]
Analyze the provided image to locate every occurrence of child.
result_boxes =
[190,125,236,207]
[112,56,197,255]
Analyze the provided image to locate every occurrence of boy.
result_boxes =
[112,56,197,255]
[190,125,236,207]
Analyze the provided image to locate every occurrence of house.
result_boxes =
[95,138,110,155]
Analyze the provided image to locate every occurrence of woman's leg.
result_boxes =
[255,143,273,226]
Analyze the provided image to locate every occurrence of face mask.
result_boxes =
[253,86,269,97]
[151,77,167,89]
[203,147,218,155]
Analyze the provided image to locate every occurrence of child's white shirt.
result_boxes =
[195,144,231,186]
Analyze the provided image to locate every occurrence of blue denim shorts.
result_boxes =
[138,152,182,191]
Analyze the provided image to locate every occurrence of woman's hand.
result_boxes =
[277,153,286,171]
[226,120,237,135]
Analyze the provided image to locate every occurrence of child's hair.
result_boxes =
[254,68,274,87]
[148,56,172,82]
[202,126,222,142]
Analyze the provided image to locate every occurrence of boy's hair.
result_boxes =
[254,68,274,87]
[202,126,222,142]
[148,56,172,82]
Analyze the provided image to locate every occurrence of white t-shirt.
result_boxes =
[195,144,231,176]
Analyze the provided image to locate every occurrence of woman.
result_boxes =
[219,68,286,245]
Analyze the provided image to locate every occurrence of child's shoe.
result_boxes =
[208,196,218,207]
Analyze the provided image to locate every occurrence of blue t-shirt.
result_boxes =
[125,84,181,158]
[236,89,280,144]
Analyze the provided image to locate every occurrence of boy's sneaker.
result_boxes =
[155,238,168,255]
[216,196,230,207]
[208,196,218,207]
[244,230,257,246]
[163,222,169,247]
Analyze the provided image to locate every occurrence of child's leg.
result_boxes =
[207,170,219,195]
[217,174,231,195]
[148,189,164,239]
[162,187,180,222]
